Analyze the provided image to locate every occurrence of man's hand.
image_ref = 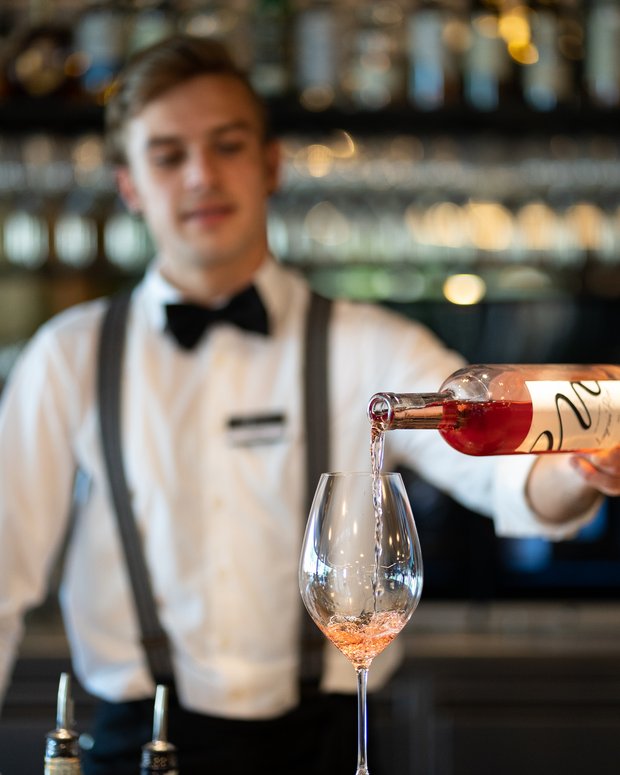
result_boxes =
[526,449,620,527]
[569,448,620,498]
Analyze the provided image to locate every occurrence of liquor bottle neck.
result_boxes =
[367,391,450,430]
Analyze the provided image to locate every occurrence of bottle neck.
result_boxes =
[367,391,451,430]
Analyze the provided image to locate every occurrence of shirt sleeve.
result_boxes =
[0,326,80,705]
[490,454,603,540]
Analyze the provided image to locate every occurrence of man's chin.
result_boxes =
[182,246,248,273]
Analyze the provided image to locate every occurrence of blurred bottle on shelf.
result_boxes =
[250,0,292,98]
[180,0,252,70]
[584,0,620,108]
[73,0,130,104]
[407,0,464,111]
[522,0,579,112]
[0,0,23,99]
[0,0,22,43]
[127,0,176,55]
[463,0,511,112]
[2,0,82,100]
[293,0,340,111]
[341,0,407,110]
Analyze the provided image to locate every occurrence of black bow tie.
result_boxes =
[165,284,269,350]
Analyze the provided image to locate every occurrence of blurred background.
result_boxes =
[1,1,620,773]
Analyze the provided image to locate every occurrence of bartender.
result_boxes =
[0,34,618,775]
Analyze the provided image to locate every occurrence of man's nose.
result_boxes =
[185,150,219,188]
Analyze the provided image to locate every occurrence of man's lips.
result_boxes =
[181,203,235,224]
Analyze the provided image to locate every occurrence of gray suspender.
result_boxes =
[304,292,331,513]
[97,289,332,692]
[300,291,331,688]
[97,289,175,687]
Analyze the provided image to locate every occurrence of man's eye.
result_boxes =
[217,141,244,155]
[152,152,184,167]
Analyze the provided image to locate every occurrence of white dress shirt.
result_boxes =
[0,256,597,718]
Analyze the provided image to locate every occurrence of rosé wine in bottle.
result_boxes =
[368,364,620,456]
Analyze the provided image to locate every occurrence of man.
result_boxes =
[0,34,618,774]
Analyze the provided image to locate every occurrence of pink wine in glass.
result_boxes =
[319,610,410,671]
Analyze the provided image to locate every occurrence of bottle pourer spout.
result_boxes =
[367,392,396,428]
[141,684,178,771]
[45,672,80,761]
[152,684,169,744]
[56,672,72,731]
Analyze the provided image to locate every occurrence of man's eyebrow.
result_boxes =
[211,120,254,135]
[145,120,255,151]
[145,136,182,151]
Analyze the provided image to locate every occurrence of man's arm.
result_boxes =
[0,325,80,708]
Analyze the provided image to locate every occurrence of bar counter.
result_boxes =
[15,599,620,659]
[3,600,620,774]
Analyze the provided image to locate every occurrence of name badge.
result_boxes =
[226,412,287,446]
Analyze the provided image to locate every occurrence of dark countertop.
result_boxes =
[17,599,620,663]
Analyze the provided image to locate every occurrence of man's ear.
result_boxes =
[115,166,142,214]
[264,139,282,196]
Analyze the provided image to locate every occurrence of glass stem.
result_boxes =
[356,667,370,775]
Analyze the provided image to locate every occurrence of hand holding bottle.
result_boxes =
[570,447,620,497]
[524,446,620,528]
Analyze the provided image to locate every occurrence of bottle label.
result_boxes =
[516,380,620,453]
[44,759,82,775]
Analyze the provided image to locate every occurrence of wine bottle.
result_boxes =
[3,0,81,100]
[341,0,406,111]
[406,0,462,111]
[463,0,511,112]
[140,685,179,775]
[250,0,292,99]
[44,672,83,774]
[73,0,130,104]
[127,0,176,57]
[584,0,620,108]
[179,0,251,70]
[522,0,574,112]
[367,364,620,456]
[293,0,340,111]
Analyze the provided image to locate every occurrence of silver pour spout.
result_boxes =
[152,684,169,744]
[45,672,80,763]
[140,684,179,774]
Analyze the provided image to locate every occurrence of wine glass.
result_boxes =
[299,471,423,774]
